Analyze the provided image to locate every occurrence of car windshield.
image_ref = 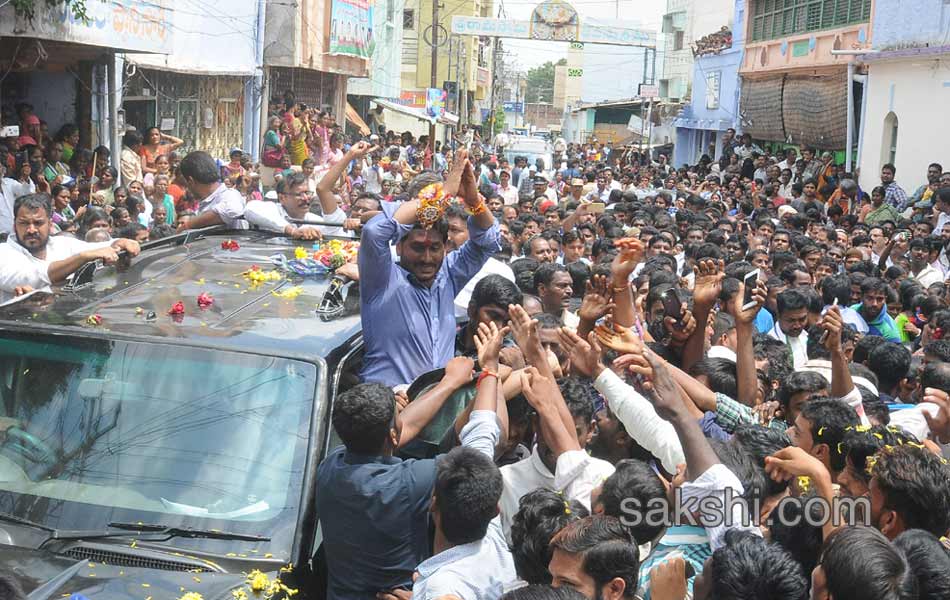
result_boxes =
[0,332,317,557]
[504,150,551,171]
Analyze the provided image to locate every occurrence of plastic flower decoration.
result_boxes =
[240,570,298,599]
[248,570,269,592]
[272,286,304,300]
[221,240,240,251]
[168,301,185,316]
[312,240,360,270]
[197,293,214,309]
[244,265,283,285]
[294,247,309,260]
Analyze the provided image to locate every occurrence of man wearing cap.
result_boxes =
[497,169,519,206]
[568,178,585,203]
[533,173,557,204]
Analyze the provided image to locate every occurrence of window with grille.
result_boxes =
[403,9,415,30]
[749,0,871,42]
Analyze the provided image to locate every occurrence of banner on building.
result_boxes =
[426,88,447,123]
[329,0,374,59]
[451,15,655,47]
[0,0,173,54]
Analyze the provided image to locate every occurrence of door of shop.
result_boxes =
[123,98,158,136]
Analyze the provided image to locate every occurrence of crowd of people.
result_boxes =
[2,93,950,600]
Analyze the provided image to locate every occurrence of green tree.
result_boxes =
[524,58,567,104]
[486,107,506,135]
[12,0,91,22]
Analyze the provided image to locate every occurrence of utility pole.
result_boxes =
[488,37,501,137]
[428,0,440,156]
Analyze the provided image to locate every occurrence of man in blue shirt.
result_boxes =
[359,154,501,387]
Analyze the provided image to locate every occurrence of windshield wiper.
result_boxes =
[0,511,55,533]
[108,521,270,542]
[22,519,270,548]
[0,512,142,547]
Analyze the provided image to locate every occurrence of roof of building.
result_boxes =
[0,229,362,362]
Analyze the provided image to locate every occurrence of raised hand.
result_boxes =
[578,274,615,323]
[557,327,605,378]
[692,258,725,309]
[594,321,644,355]
[443,356,475,388]
[639,349,683,421]
[508,303,543,359]
[734,278,767,324]
[521,366,558,412]
[819,304,844,352]
[665,307,696,344]
[459,160,480,208]
[347,141,379,159]
[610,237,645,284]
[753,400,781,425]
[473,321,510,372]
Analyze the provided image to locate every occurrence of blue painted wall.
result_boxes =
[871,0,950,49]
[673,0,745,166]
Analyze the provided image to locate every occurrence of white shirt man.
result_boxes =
[0,197,140,304]
[497,174,520,206]
[0,177,35,235]
[499,446,614,543]
[0,236,116,302]
[363,159,383,194]
[245,199,349,238]
[197,183,247,229]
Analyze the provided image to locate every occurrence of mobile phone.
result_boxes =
[588,202,606,213]
[661,288,682,323]
[741,269,760,311]
[0,125,19,137]
[819,297,838,344]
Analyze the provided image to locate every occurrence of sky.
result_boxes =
[497,0,667,71]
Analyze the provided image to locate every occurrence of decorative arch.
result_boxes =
[881,111,898,166]
[530,0,580,41]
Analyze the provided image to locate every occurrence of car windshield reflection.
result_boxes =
[0,333,317,557]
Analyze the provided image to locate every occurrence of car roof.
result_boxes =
[0,228,362,361]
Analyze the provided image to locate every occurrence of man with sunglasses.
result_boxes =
[244,171,324,240]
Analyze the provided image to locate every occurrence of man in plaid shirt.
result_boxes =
[880,163,909,211]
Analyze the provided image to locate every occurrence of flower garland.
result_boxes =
[416,182,450,230]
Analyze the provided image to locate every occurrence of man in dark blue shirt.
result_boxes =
[315,325,507,600]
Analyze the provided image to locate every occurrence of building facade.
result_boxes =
[673,0,745,167]
[0,0,174,154]
[857,0,950,189]
[660,0,735,101]
[348,0,406,105]
[738,0,871,152]
[122,0,261,162]
[265,0,370,133]
[400,0,494,128]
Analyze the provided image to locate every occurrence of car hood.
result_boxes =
[1,544,257,600]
